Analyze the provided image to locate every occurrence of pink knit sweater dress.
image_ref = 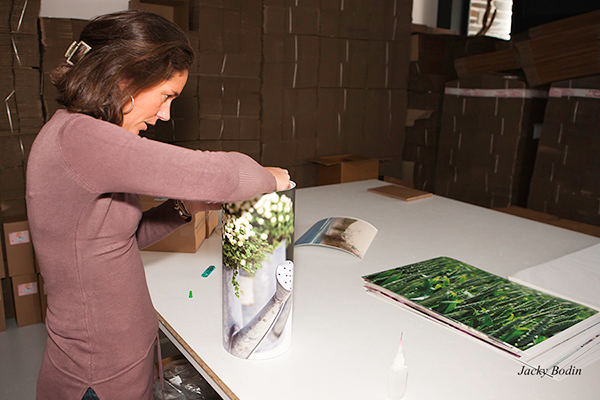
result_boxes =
[26,110,276,399]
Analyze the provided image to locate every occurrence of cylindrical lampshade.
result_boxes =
[222,182,295,359]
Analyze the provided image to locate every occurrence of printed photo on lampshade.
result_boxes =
[222,182,296,359]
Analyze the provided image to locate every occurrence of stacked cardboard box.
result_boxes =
[39,17,89,119]
[36,3,414,188]
[434,73,548,209]
[130,1,414,186]
[403,90,443,192]
[129,0,190,30]
[1,0,42,219]
[455,10,600,87]
[141,2,264,164]
[528,75,600,226]
[1,240,6,331]
[261,0,412,186]
[3,219,43,327]
[405,32,508,192]
[515,23,600,87]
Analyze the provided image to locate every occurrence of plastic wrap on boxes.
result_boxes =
[154,359,222,400]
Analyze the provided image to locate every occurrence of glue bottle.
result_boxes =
[387,334,408,400]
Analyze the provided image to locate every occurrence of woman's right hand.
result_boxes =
[265,167,291,191]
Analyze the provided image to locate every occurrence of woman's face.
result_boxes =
[121,70,189,135]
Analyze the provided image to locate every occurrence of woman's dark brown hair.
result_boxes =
[51,10,194,126]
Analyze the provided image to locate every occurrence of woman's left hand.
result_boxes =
[183,201,222,215]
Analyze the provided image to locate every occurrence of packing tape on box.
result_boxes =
[15,0,29,32]
[293,63,298,88]
[4,91,16,134]
[3,90,26,171]
[346,40,350,62]
[11,37,22,67]
[385,42,390,88]
[220,54,227,75]
[444,87,549,98]
[292,115,296,139]
[295,35,298,62]
[549,87,600,100]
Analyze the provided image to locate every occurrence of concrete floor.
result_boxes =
[0,318,221,400]
[0,318,46,400]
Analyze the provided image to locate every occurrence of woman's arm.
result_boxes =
[58,114,279,202]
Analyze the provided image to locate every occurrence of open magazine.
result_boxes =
[362,256,600,379]
[295,217,377,259]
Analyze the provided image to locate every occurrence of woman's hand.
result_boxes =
[265,167,291,191]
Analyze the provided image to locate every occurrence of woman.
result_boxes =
[26,10,289,400]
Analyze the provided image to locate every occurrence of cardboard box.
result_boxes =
[528,75,600,225]
[0,279,6,332]
[129,0,190,30]
[38,273,47,323]
[434,73,547,208]
[308,154,379,185]
[205,210,219,238]
[3,219,36,277]
[11,273,43,327]
[139,196,206,253]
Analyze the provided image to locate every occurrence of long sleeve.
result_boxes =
[56,112,276,202]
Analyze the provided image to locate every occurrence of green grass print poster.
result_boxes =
[363,257,598,352]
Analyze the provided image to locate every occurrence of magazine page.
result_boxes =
[521,318,600,380]
[362,257,599,361]
[509,243,600,310]
[294,217,377,259]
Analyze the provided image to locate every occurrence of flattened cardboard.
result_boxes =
[11,273,43,327]
[368,184,433,201]
[3,219,35,277]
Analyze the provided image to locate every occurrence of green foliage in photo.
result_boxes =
[222,192,294,296]
[363,257,598,351]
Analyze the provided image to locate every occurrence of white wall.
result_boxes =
[41,0,439,27]
[412,0,439,27]
[40,0,129,20]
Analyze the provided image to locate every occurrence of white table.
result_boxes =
[142,180,600,400]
